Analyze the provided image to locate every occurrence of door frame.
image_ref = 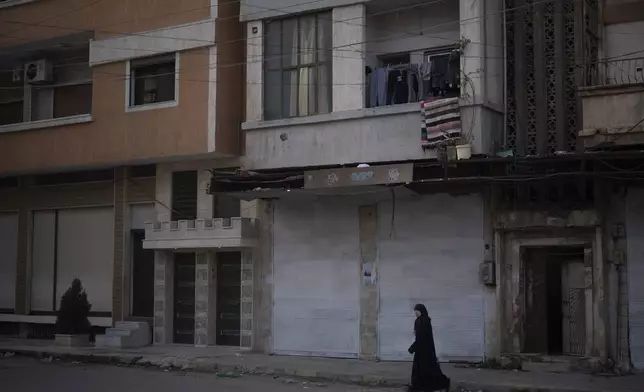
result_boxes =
[499,230,601,358]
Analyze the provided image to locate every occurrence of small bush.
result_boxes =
[55,278,92,335]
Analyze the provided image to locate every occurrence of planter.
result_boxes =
[55,334,90,347]
[456,144,472,160]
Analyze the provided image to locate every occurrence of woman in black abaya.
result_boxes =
[407,304,450,392]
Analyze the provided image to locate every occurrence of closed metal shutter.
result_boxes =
[627,190,644,368]
[0,212,18,311]
[171,171,198,220]
[272,199,359,358]
[378,194,485,362]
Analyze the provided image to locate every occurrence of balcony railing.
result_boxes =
[587,57,644,87]
[143,217,259,250]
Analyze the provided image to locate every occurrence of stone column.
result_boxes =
[241,251,254,348]
[359,205,378,360]
[153,250,173,344]
[253,200,273,353]
[195,251,216,347]
[112,167,127,322]
[246,20,263,121]
[332,4,366,112]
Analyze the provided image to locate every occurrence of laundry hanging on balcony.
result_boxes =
[421,97,461,148]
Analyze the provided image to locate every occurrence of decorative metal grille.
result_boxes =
[504,0,598,156]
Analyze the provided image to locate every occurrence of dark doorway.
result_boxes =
[523,247,586,356]
[216,252,241,346]
[131,230,155,317]
[173,253,196,344]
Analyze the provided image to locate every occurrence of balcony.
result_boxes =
[579,57,644,149]
[143,218,259,250]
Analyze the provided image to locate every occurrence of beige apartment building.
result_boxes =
[0,0,248,347]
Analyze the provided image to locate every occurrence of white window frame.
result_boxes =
[125,53,180,113]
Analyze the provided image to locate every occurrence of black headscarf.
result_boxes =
[414,303,429,318]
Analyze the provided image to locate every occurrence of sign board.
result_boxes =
[304,164,413,189]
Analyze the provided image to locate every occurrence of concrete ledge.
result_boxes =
[242,103,420,131]
[0,114,93,134]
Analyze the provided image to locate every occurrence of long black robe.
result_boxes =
[408,306,450,392]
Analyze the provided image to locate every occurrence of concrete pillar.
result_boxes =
[253,200,273,353]
[241,251,254,348]
[246,20,263,121]
[459,0,505,156]
[195,251,216,347]
[197,169,213,220]
[112,167,127,322]
[153,250,173,344]
[332,4,366,112]
[155,164,172,222]
[359,205,378,360]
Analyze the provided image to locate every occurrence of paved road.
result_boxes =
[0,356,400,392]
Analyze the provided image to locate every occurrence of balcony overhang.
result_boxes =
[143,218,258,251]
[579,83,644,149]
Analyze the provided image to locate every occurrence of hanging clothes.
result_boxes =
[388,69,409,105]
[369,67,388,108]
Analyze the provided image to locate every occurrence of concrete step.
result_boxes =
[95,322,151,349]
[105,328,133,337]
[115,321,148,330]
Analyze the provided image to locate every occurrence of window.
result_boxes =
[0,65,25,126]
[129,54,177,108]
[264,12,332,120]
[0,47,93,127]
[30,49,93,121]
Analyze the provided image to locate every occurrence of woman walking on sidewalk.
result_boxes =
[408,304,451,392]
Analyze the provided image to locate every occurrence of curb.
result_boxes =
[0,348,624,392]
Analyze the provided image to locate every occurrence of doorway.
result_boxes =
[173,253,196,344]
[216,252,241,346]
[131,230,155,318]
[523,247,586,356]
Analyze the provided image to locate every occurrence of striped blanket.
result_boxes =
[421,97,461,148]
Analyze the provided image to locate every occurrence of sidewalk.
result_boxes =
[0,338,642,392]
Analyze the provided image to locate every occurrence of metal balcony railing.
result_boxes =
[586,57,644,87]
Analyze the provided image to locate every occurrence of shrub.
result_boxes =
[55,278,92,335]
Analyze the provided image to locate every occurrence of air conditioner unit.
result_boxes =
[24,59,53,84]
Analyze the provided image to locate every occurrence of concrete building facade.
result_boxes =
[3,0,644,375]
[0,0,247,345]
[206,0,644,373]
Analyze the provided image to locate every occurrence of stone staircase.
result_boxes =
[95,321,151,349]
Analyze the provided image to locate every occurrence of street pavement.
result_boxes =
[0,356,401,392]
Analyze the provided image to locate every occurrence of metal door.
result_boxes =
[216,252,241,346]
[562,261,586,356]
[173,253,196,344]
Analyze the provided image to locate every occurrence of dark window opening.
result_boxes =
[171,171,198,221]
[32,169,114,186]
[129,164,156,178]
[130,55,176,107]
[0,176,19,189]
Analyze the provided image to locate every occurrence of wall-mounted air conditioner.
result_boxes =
[24,59,53,84]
